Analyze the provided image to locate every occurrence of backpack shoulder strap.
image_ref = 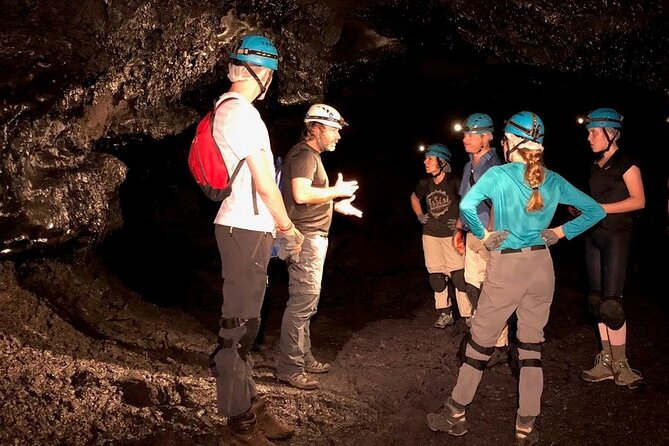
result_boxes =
[208,96,258,214]
[208,96,244,185]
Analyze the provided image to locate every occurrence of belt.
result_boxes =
[500,245,546,254]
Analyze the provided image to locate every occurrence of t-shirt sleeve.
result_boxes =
[414,177,429,199]
[619,153,636,175]
[291,149,318,181]
[555,173,606,239]
[219,105,268,159]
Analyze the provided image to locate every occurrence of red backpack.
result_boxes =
[188,97,244,201]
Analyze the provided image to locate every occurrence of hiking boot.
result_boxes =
[221,411,277,446]
[515,427,539,446]
[304,360,330,374]
[250,397,294,440]
[276,372,318,390]
[487,346,509,368]
[580,353,613,382]
[611,358,644,390]
[434,312,454,329]
[425,398,468,436]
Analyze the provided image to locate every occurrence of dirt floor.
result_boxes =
[1,221,668,446]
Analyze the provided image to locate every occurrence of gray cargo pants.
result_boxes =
[212,225,273,418]
[452,246,554,418]
[277,233,329,376]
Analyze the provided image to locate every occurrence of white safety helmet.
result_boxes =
[304,104,348,129]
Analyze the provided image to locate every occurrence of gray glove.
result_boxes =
[447,219,457,231]
[417,213,429,224]
[483,230,509,251]
[541,229,559,247]
[277,227,305,262]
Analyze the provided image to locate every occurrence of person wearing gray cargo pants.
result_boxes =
[277,234,328,380]
[426,111,605,446]
[275,103,362,390]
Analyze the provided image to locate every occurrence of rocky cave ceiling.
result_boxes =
[0,0,667,257]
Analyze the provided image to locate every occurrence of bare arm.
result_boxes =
[246,150,292,230]
[410,192,423,216]
[600,165,645,214]
[292,173,358,205]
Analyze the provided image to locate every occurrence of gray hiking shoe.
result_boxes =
[276,372,318,390]
[612,359,644,390]
[580,353,614,382]
[434,312,454,329]
[304,360,330,374]
[426,399,468,436]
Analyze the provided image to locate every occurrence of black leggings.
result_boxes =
[584,228,631,298]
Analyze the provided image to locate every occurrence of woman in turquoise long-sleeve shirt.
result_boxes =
[426,111,605,446]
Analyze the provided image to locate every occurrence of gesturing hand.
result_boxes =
[334,195,363,218]
[334,172,359,198]
[417,213,429,224]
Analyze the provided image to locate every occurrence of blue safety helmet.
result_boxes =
[463,113,494,134]
[504,111,545,144]
[229,34,279,71]
[425,143,452,162]
[425,143,452,173]
[585,107,623,129]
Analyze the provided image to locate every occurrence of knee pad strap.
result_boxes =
[519,358,542,368]
[516,340,543,353]
[469,336,495,356]
[458,334,495,371]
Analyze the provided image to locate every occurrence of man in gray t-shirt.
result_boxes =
[276,104,362,390]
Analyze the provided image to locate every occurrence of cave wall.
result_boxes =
[0,0,666,257]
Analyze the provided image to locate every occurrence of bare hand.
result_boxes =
[334,172,359,198]
[277,226,304,262]
[453,230,465,255]
[334,195,363,218]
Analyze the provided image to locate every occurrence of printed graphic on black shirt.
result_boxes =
[427,190,453,218]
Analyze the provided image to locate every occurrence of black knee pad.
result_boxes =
[465,283,481,309]
[587,292,602,320]
[429,273,448,292]
[451,269,466,292]
[600,297,625,330]
[237,318,261,360]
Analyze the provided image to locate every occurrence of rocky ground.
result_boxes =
[1,220,668,446]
